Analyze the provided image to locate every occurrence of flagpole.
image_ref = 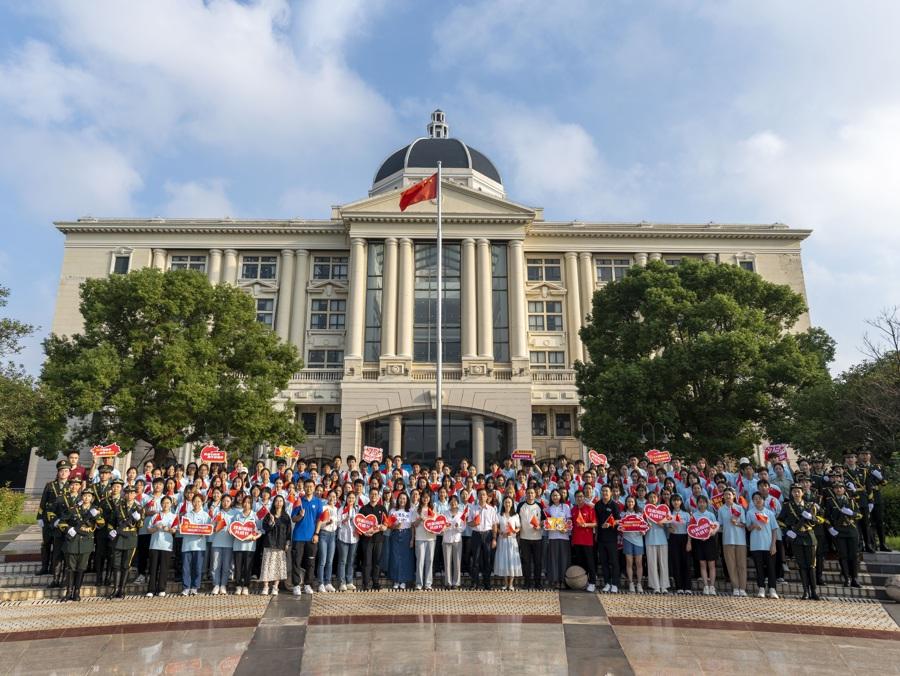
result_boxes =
[436,162,443,464]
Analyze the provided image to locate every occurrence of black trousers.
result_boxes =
[751,550,776,589]
[872,493,887,547]
[136,534,151,575]
[234,550,254,587]
[111,547,136,572]
[774,539,785,577]
[148,549,170,595]
[836,533,859,579]
[291,541,318,587]
[360,536,383,589]
[519,538,543,589]
[668,534,689,591]
[572,544,596,584]
[598,539,620,588]
[94,530,110,573]
[470,531,493,589]
[461,535,471,575]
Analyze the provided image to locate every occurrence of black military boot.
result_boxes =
[63,571,74,602]
[73,572,83,602]
[115,570,126,599]
[47,561,61,588]
[808,569,820,600]
[798,567,809,599]
[39,543,51,576]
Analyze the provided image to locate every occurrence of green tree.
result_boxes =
[575,259,831,462]
[39,268,305,465]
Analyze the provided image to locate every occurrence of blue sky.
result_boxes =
[1,0,898,374]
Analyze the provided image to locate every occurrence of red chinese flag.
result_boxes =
[383,513,397,529]
[152,513,162,525]
[214,514,227,532]
[472,512,481,527]
[575,509,586,525]
[256,506,269,520]
[755,512,769,524]
[318,510,329,523]
[399,173,438,211]
[738,495,749,509]
[506,523,515,535]
[769,486,782,499]
[604,514,615,528]
[530,515,540,529]
[731,507,741,518]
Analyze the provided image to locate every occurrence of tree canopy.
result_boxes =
[39,268,305,465]
[575,259,832,462]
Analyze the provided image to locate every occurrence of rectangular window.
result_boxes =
[739,260,755,272]
[306,349,344,368]
[312,255,349,280]
[413,242,461,362]
[532,413,548,437]
[526,257,561,282]
[324,412,341,436]
[241,255,278,280]
[595,258,631,283]
[309,299,346,330]
[527,301,563,332]
[298,410,317,436]
[555,412,573,437]
[364,242,384,362]
[170,255,207,272]
[492,244,510,362]
[255,298,274,326]
[112,256,130,275]
[664,257,682,267]
[530,351,565,369]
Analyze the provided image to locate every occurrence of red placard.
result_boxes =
[228,520,258,541]
[645,449,671,464]
[91,442,121,458]
[363,446,383,463]
[179,520,214,536]
[687,517,717,540]
[618,514,650,534]
[764,444,788,462]
[200,445,226,463]
[643,503,670,525]
[274,445,299,459]
[588,450,607,467]
[423,514,449,535]
[511,449,535,461]
[353,513,378,534]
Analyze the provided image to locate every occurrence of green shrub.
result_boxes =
[883,484,900,537]
[0,485,25,533]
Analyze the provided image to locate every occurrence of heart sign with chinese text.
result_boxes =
[643,503,670,525]
[618,514,650,534]
[228,521,257,541]
[91,443,121,458]
[353,513,378,534]
[363,446,383,463]
[200,445,226,463]
[687,517,716,540]
[179,521,214,536]
[423,514,449,535]
[588,450,607,467]
[645,449,671,464]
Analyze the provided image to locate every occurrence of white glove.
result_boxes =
[828,527,839,537]
[801,510,813,520]
[53,519,60,528]
[786,529,797,539]
[823,475,830,482]
[872,469,883,480]
[847,482,856,492]
[869,503,875,513]
[90,508,98,517]
[37,519,44,528]
[109,529,117,539]
[131,511,141,521]
[840,507,854,516]
[67,527,76,538]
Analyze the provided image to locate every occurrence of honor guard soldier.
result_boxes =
[108,483,142,599]
[778,483,823,600]
[800,473,827,585]
[60,488,105,602]
[38,460,70,576]
[844,451,874,553]
[824,481,862,588]
[859,449,891,551]
[96,475,123,586]
[49,476,83,590]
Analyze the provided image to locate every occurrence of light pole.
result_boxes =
[639,422,670,448]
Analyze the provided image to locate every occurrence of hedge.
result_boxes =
[0,485,25,533]
[884,484,900,537]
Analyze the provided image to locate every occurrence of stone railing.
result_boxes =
[531,369,576,383]
[410,368,464,381]
[291,369,343,382]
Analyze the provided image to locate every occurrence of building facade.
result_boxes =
[25,111,811,491]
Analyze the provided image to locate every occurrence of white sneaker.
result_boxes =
[181,589,190,596]
[757,587,766,598]
[601,584,611,593]
[709,587,717,596]
[702,586,710,595]
[145,592,153,598]
[768,589,779,599]
[325,584,336,592]
[191,588,199,596]
[318,584,326,593]
[400,583,406,590]
[393,583,400,590]
[292,585,302,596]
[346,583,356,591]
[415,584,423,591]
[135,575,146,584]
[635,584,643,594]
[261,586,269,595]
[610,585,618,593]
[628,583,636,593]
[339,583,347,592]
[739,589,748,597]
[158,591,166,598]
[303,585,314,594]
[586,583,595,593]
[212,585,220,595]
[241,587,249,595]
[733,589,741,597]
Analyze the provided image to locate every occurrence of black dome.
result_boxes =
[373,137,502,185]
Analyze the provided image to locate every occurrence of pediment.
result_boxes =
[526,281,567,298]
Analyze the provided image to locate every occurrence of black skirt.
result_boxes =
[693,537,718,561]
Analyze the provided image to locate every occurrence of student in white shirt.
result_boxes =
[413,491,438,590]
[467,489,499,590]
[441,495,465,589]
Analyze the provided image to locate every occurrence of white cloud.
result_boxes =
[162,179,234,218]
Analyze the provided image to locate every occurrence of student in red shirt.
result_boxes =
[571,490,598,592]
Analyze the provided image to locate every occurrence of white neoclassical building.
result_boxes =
[25,110,811,491]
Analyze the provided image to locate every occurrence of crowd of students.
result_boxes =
[36,447,891,602]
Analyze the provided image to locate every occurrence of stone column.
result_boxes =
[151,248,167,270]
[222,249,239,285]
[472,414,485,473]
[275,249,295,341]
[649,252,662,262]
[476,238,493,359]
[507,240,528,361]
[380,237,398,358]
[345,238,368,361]
[635,253,648,268]
[289,250,309,354]
[578,252,594,324]
[703,253,718,263]
[389,413,403,458]
[564,252,583,364]
[461,238,477,360]
[397,238,414,359]
[208,249,223,284]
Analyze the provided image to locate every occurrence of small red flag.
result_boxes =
[731,507,741,518]
[604,514,615,527]
[755,512,769,524]
[530,514,540,529]
[399,173,438,211]
[738,495,749,509]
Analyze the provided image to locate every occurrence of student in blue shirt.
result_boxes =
[180,493,211,595]
[620,496,645,593]
[291,479,324,595]
[745,491,778,598]
[643,491,670,594]
[717,487,748,596]
[687,495,719,595]
[667,494,692,594]
[232,495,262,595]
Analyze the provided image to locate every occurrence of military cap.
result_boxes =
[99,464,113,473]
[790,483,804,492]
[832,481,846,488]
[68,476,83,485]
[123,485,137,493]
[56,460,71,470]
[112,478,125,486]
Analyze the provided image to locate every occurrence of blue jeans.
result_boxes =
[182,549,205,590]
[316,531,336,586]
[336,539,358,585]
[209,547,233,588]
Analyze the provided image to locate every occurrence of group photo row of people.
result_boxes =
[37,446,891,602]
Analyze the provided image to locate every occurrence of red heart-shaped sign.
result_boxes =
[423,514,448,535]
[353,513,378,534]
[643,503,670,525]
[687,517,716,540]
[588,450,607,467]
[645,449,671,464]
[228,520,257,541]
[618,514,650,534]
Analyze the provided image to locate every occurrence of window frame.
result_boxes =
[527,300,564,332]
[526,257,562,282]
[309,299,347,331]
[306,349,345,369]
[312,255,349,281]
[240,254,278,281]
[595,257,632,284]
[170,254,208,273]
[255,297,275,327]
[529,350,566,369]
